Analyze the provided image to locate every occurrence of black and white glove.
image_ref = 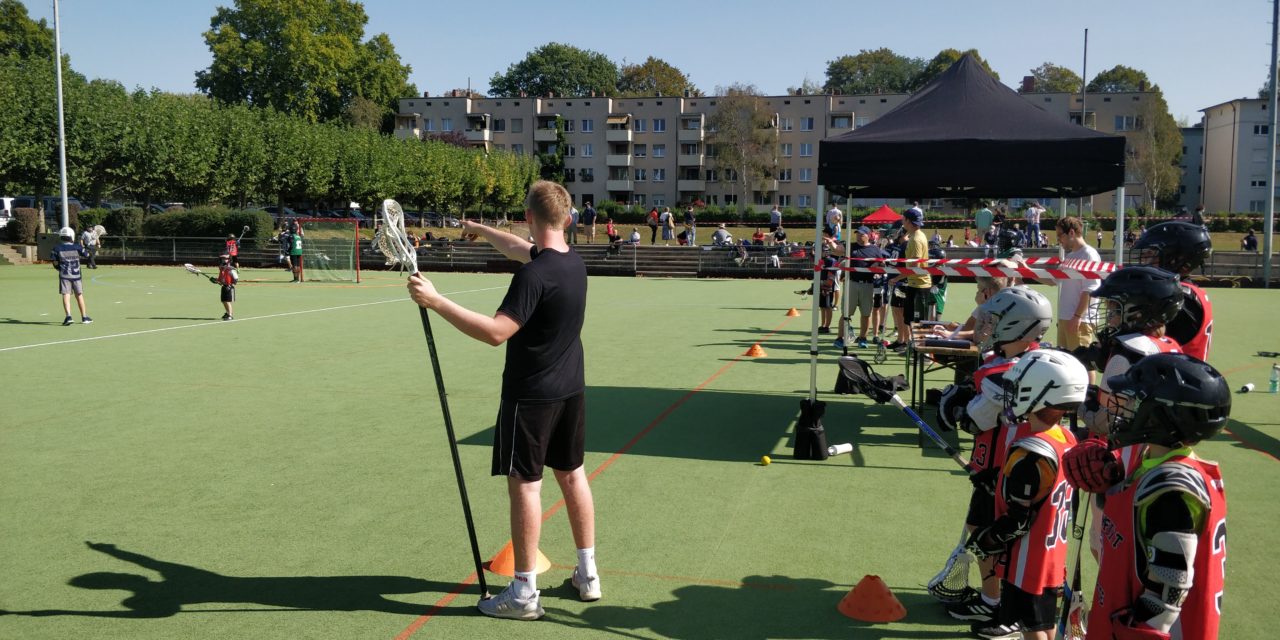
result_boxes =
[938,383,977,433]
[968,467,999,497]
[964,524,1005,560]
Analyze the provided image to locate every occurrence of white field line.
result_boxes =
[0,286,506,353]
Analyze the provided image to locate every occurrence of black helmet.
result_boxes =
[928,242,946,260]
[1091,266,1184,340]
[1105,353,1231,448]
[1131,221,1211,277]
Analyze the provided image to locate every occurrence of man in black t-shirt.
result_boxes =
[407,180,599,620]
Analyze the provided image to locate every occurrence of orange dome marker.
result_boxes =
[484,541,552,576]
[837,574,907,623]
[745,343,767,357]
[786,307,801,317]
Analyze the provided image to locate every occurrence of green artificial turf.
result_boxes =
[1,264,1276,639]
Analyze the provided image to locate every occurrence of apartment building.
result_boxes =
[395,89,1151,213]
[1178,124,1205,212]
[1200,98,1275,213]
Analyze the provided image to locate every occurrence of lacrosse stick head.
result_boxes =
[378,199,418,273]
[926,544,974,603]
[837,356,908,404]
[183,263,202,274]
[1064,593,1087,639]
[93,225,106,236]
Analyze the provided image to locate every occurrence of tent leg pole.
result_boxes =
[1115,186,1126,266]
[809,186,826,404]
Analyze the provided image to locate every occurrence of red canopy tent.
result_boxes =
[861,204,902,224]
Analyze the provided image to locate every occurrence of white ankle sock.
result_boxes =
[981,593,1000,607]
[576,547,597,577]
[512,570,537,599]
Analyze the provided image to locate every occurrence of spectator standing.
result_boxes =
[886,209,931,351]
[79,226,99,269]
[769,205,783,234]
[825,203,843,240]
[582,201,597,244]
[683,206,698,246]
[1096,228,1104,247]
[659,207,675,245]
[1023,201,1045,248]
[837,226,889,349]
[52,226,92,325]
[974,202,994,243]
[406,180,600,620]
[1191,204,1206,226]
[1046,216,1101,351]
[647,207,659,244]
[566,205,579,244]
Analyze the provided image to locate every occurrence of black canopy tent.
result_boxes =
[818,54,1125,199]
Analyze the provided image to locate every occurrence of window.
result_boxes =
[581,143,593,157]
[582,119,593,132]
[511,118,523,133]
[799,143,813,157]
[653,195,666,206]
[634,118,647,132]
[779,116,793,131]
[724,194,738,205]
[563,169,575,182]
[564,144,576,157]
[423,119,435,132]
[579,167,594,181]
[441,118,453,132]
[634,168,647,181]
[1114,115,1140,131]
[682,118,700,130]
[563,119,574,132]
[855,116,871,127]
[512,144,524,154]
[682,143,700,156]
[777,168,792,182]
[653,144,666,158]
[634,144,647,157]
[780,143,792,157]
[831,115,851,129]
[653,118,666,132]
[799,168,813,182]
[1251,179,1268,188]
[1249,199,1267,212]
[492,118,505,132]
[1255,124,1271,135]
[634,194,647,205]
[798,195,812,207]
[778,194,791,207]
[653,168,666,182]
[724,168,738,182]
[495,144,506,151]
[800,117,814,131]
[705,169,719,182]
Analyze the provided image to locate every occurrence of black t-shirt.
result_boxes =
[846,243,888,284]
[496,246,587,401]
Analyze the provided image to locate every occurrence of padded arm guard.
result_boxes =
[1063,438,1123,493]
[938,383,977,433]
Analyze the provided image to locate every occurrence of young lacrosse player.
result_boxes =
[1073,353,1230,640]
[1129,222,1213,361]
[965,349,1088,640]
[209,254,239,320]
[406,181,599,621]
[225,233,240,269]
[934,287,1052,624]
[51,226,92,325]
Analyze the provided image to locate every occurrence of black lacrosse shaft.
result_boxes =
[892,396,972,471]
[417,304,490,599]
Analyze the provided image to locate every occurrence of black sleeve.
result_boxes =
[496,268,540,326]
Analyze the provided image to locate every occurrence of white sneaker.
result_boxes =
[571,567,602,602]
[476,583,544,620]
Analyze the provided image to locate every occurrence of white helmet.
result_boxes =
[977,286,1052,351]
[59,226,75,239]
[1003,350,1090,418]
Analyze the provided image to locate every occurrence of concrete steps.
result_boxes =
[0,244,32,266]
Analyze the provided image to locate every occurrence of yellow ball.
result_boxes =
[760,455,772,466]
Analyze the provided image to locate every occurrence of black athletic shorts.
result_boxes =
[492,393,586,481]
[872,291,884,309]
[998,580,1061,632]
[220,285,235,303]
[965,485,995,528]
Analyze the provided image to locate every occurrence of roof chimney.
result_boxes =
[423,90,430,98]
[1138,81,1147,92]
[1021,76,1035,92]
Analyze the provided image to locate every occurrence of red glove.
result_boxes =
[1110,609,1171,640]
[1063,438,1123,493]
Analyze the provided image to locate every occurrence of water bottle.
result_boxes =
[828,443,854,456]
[1270,364,1280,394]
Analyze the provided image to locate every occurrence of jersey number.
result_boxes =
[1044,481,1072,549]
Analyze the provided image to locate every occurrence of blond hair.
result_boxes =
[524,180,571,230]
[975,275,1009,294]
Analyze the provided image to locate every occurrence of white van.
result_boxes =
[0,197,14,229]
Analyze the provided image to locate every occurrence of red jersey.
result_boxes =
[995,422,1076,594]
[225,239,239,257]
[1172,281,1212,362]
[1089,454,1226,640]
[969,344,1040,472]
[217,264,237,286]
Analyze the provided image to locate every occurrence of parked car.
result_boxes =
[0,196,14,228]
[263,206,299,220]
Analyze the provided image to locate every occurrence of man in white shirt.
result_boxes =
[1024,201,1045,248]
[566,205,579,244]
[1048,216,1100,350]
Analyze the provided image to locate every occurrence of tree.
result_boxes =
[1024,62,1083,93]
[195,0,414,123]
[787,77,823,96]
[1126,91,1182,211]
[914,49,998,88]
[0,0,55,61]
[617,56,699,97]
[822,48,924,94]
[489,43,617,97]
[706,84,775,214]
[1087,65,1150,93]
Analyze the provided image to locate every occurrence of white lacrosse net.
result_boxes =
[377,199,418,273]
[926,541,974,602]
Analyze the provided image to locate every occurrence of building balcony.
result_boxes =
[678,153,704,166]
[606,179,635,191]
[678,179,706,192]
[533,128,558,142]
[606,128,633,142]
[678,128,703,142]
[606,154,632,166]
[394,127,420,141]
[755,180,779,192]
[465,129,492,143]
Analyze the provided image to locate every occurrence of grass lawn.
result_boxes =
[1,264,1276,639]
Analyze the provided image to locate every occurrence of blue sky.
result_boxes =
[23,0,1273,123]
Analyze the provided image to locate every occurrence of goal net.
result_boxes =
[298,218,361,283]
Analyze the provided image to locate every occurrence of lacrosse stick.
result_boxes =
[1059,491,1090,639]
[835,355,972,471]
[927,527,975,602]
[236,225,250,243]
[378,198,490,602]
[183,263,211,279]
[794,287,810,301]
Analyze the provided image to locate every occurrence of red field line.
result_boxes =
[392,314,800,639]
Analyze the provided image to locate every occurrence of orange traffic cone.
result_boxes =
[484,542,552,577]
[837,574,907,623]
[745,343,767,357]
[786,307,801,317]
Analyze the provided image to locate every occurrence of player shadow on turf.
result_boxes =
[0,317,66,325]
[556,575,959,639]
[1220,418,1280,460]
[1,541,470,618]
